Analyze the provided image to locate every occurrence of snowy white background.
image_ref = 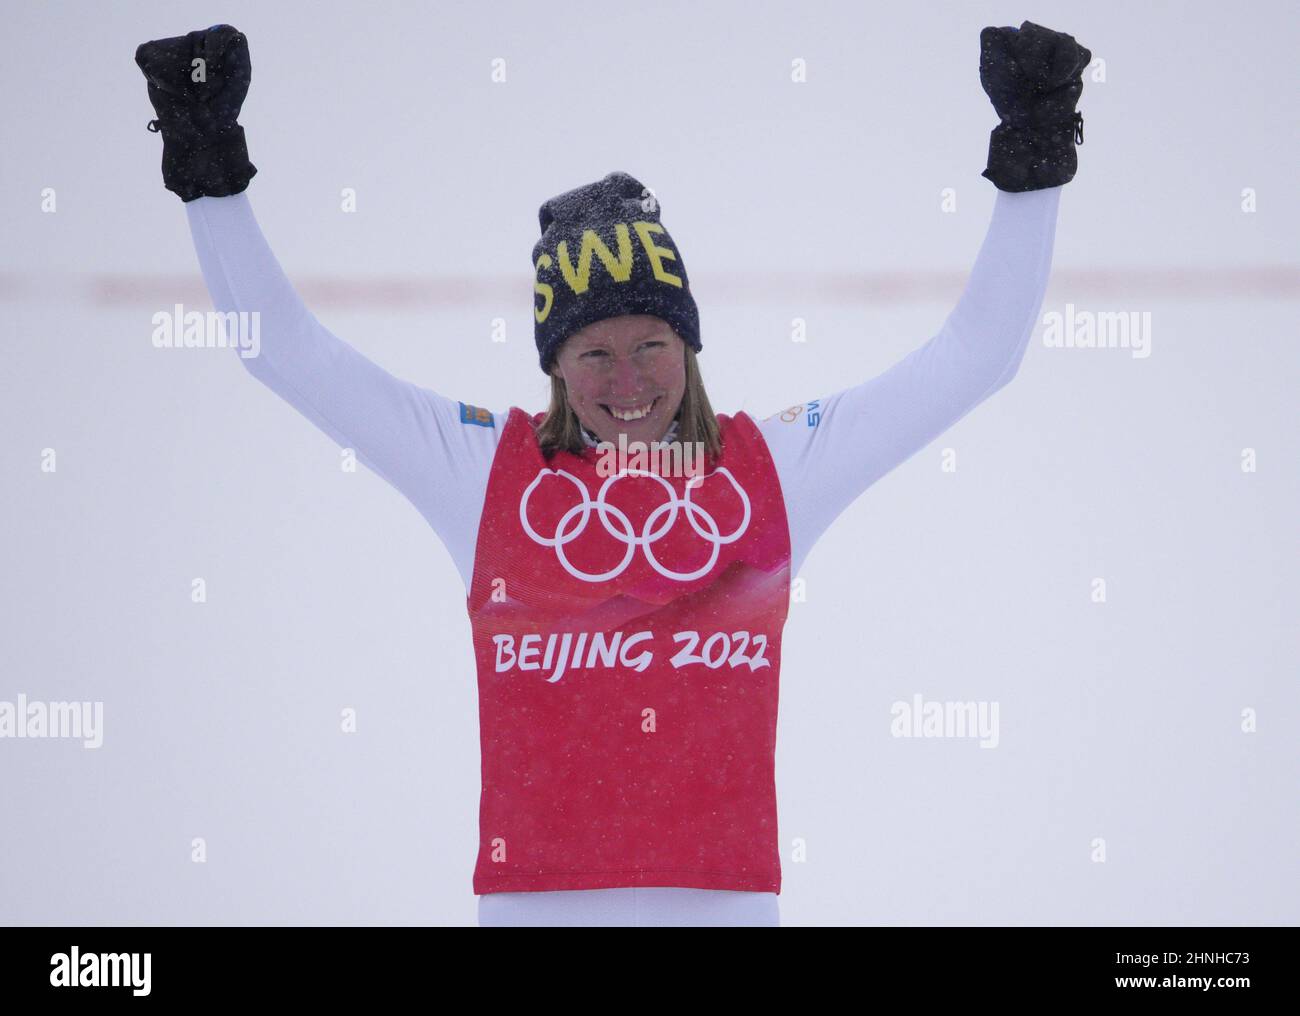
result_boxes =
[1,0,1296,926]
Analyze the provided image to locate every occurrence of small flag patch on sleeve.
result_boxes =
[458,402,495,428]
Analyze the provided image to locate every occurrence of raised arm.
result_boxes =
[186,193,500,590]
[759,185,1060,575]
[758,21,1090,576]
[137,24,499,591]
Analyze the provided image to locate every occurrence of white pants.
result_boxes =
[478,888,780,927]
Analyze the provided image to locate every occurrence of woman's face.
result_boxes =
[552,315,686,446]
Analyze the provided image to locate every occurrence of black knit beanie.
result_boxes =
[532,171,701,374]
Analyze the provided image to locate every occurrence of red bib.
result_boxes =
[467,408,791,893]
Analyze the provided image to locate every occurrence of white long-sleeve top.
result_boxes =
[183,185,1061,926]
[185,186,1059,586]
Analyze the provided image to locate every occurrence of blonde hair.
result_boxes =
[537,344,722,460]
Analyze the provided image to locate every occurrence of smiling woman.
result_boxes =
[528,171,723,458]
[537,315,722,458]
[137,19,1090,927]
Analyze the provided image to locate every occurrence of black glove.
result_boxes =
[979,21,1091,192]
[135,24,257,201]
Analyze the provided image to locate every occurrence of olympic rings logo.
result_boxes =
[518,467,751,583]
